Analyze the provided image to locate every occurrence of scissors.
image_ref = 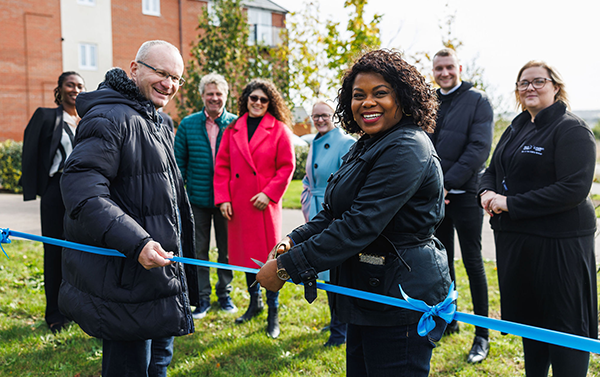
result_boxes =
[249,258,265,288]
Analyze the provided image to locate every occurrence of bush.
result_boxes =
[592,121,600,140]
[293,144,309,180]
[0,140,23,193]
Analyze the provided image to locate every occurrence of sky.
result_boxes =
[274,0,600,112]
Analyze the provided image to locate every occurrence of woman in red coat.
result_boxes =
[214,78,295,338]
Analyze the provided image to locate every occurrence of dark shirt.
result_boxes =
[247,116,263,141]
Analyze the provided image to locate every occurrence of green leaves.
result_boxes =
[289,0,382,107]
[177,0,291,119]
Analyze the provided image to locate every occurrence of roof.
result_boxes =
[243,0,288,13]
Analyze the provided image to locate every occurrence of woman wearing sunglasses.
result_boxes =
[479,61,597,376]
[214,78,295,338]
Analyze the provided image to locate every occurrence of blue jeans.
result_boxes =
[246,272,279,307]
[346,323,436,377]
[102,337,174,377]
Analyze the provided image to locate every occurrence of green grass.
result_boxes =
[282,179,303,209]
[1,241,599,376]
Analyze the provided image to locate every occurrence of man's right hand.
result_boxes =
[138,241,175,270]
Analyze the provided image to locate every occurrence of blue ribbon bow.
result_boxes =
[399,282,457,336]
[0,228,10,258]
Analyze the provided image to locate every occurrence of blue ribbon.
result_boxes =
[2,227,600,354]
[400,282,457,336]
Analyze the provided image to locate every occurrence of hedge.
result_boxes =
[0,140,22,193]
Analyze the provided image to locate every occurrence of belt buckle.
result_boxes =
[358,253,385,265]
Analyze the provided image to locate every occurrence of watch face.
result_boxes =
[277,269,290,281]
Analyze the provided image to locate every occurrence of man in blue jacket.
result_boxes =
[175,73,238,319]
[430,48,494,363]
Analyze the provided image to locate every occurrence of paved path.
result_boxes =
[2,192,599,264]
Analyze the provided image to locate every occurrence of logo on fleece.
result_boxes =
[521,145,544,155]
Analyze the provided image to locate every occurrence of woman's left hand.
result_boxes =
[489,194,508,214]
[256,259,286,292]
[251,192,271,211]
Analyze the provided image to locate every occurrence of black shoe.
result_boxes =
[444,320,460,336]
[266,306,280,339]
[235,293,264,324]
[324,339,345,347]
[467,336,489,363]
[49,320,71,334]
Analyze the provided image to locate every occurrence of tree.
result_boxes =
[288,0,382,108]
[177,0,290,119]
[287,2,331,107]
[407,4,506,111]
[324,0,382,88]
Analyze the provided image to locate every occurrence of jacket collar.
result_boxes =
[231,112,278,171]
[201,107,232,128]
[512,101,567,131]
[77,68,159,124]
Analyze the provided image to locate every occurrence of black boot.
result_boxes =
[266,306,280,338]
[235,293,263,324]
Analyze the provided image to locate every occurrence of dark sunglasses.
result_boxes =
[249,95,269,104]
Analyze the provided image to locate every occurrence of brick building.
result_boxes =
[0,0,287,142]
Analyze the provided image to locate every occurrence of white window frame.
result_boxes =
[142,0,161,16]
[78,43,98,71]
[247,8,272,46]
[77,0,95,6]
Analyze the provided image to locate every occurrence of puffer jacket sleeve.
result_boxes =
[174,117,189,184]
[443,93,493,190]
[61,116,152,260]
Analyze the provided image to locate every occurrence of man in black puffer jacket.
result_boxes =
[59,40,199,376]
[430,48,494,364]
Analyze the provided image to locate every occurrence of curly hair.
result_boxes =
[54,71,84,105]
[236,78,292,126]
[336,49,438,134]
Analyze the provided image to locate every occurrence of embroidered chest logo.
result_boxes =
[521,145,544,156]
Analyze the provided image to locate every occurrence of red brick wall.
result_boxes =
[112,0,208,121]
[1,0,62,141]
[272,12,285,28]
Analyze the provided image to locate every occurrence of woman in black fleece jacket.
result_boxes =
[479,61,597,377]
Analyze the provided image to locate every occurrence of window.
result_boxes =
[207,1,220,26]
[79,43,97,70]
[77,0,95,6]
[247,8,272,46]
[142,0,160,16]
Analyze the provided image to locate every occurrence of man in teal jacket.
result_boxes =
[175,73,238,318]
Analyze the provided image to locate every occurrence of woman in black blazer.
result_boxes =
[21,71,85,333]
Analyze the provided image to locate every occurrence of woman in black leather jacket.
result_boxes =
[257,50,451,376]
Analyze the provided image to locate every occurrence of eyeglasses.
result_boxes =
[249,95,269,104]
[311,114,332,121]
[516,77,553,91]
[136,61,185,86]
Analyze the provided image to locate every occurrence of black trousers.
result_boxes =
[435,192,489,338]
[40,173,67,325]
[495,231,596,376]
[191,205,232,301]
